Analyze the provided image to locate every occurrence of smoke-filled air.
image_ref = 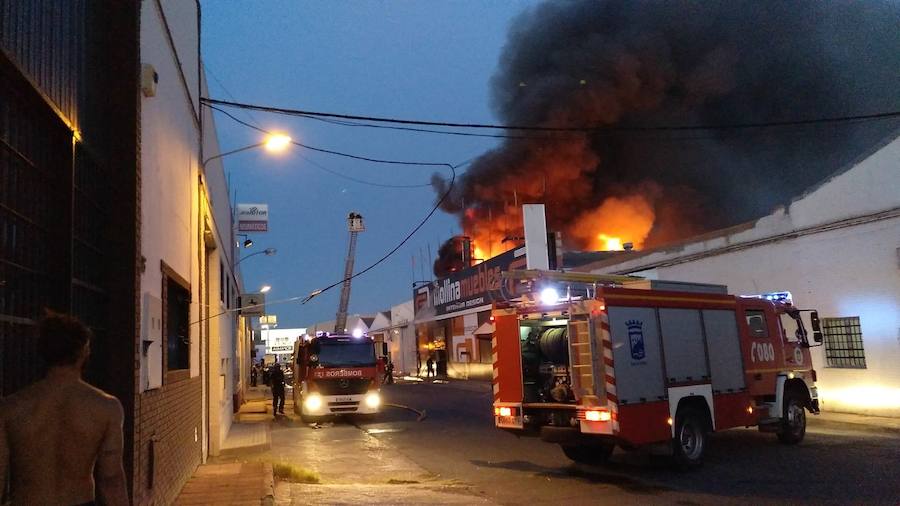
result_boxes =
[432,0,900,271]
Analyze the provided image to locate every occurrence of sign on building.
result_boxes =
[414,247,528,318]
[241,292,266,316]
[260,314,277,326]
[237,203,269,232]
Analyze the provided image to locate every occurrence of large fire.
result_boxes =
[462,192,655,260]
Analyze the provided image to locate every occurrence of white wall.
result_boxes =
[140,0,201,376]
[586,136,900,416]
[390,301,417,375]
[140,0,238,458]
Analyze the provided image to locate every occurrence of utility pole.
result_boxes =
[334,212,364,333]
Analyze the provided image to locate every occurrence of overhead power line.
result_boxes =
[189,107,467,325]
[201,97,900,133]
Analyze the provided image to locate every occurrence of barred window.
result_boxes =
[822,316,866,368]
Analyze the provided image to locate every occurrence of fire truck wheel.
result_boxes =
[672,408,708,469]
[300,412,323,424]
[777,392,807,444]
[560,443,614,465]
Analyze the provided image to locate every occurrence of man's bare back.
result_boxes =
[1,369,127,506]
[2,312,129,505]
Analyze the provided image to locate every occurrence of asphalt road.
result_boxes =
[345,380,900,505]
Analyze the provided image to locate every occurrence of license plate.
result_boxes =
[334,396,353,402]
[496,415,523,428]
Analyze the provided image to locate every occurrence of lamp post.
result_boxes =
[201,133,292,167]
[235,247,276,267]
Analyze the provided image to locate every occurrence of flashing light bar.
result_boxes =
[741,291,793,304]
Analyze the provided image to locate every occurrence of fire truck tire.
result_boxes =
[672,408,709,470]
[560,443,614,465]
[777,391,807,445]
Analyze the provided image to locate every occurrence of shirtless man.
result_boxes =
[0,312,129,506]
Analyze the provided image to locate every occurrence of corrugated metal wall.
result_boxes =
[0,0,85,131]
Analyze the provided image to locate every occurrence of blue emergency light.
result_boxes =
[741,291,793,303]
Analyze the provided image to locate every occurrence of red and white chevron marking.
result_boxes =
[598,311,619,431]
[492,335,500,400]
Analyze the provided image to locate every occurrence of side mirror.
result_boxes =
[809,311,821,332]
[810,311,823,344]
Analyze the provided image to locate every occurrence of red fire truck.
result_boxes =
[492,270,822,468]
[293,331,382,422]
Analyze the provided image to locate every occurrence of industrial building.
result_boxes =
[577,132,900,417]
[1,2,251,503]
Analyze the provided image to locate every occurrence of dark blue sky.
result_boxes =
[201,1,541,327]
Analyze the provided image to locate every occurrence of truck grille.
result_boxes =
[329,400,361,413]
[316,378,370,395]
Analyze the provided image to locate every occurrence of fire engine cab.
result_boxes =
[492,270,822,468]
[293,331,382,423]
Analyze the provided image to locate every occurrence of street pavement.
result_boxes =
[368,379,900,505]
[184,381,900,505]
[203,386,494,505]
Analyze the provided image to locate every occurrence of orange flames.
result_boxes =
[462,192,655,259]
[569,194,655,251]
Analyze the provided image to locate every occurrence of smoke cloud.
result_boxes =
[433,0,900,266]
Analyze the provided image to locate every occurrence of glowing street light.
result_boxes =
[260,285,271,293]
[201,133,293,167]
[263,133,292,153]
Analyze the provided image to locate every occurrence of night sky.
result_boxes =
[201,1,542,327]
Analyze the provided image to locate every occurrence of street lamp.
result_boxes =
[202,132,292,167]
[260,285,271,293]
[236,247,277,267]
[237,234,253,248]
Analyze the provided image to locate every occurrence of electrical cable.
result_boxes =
[201,97,900,133]
[297,152,433,188]
[186,120,466,324]
[299,158,459,304]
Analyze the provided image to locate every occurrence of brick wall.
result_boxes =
[134,376,202,505]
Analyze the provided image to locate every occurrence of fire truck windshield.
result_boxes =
[317,341,376,367]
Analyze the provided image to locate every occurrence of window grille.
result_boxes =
[822,316,866,368]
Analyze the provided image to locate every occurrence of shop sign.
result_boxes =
[240,292,266,316]
[237,203,269,232]
[414,247,526,317]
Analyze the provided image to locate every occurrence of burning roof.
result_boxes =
[432,0,900,275]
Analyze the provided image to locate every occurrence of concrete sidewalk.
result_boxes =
[175,462,274,506]
[814,410,900,432]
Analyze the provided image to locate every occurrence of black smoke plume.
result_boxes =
[433,0,900,273]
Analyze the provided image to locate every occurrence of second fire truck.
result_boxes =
[293,331,382,422]
[492,270,822,468]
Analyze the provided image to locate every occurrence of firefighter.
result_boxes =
[270,362,286,416]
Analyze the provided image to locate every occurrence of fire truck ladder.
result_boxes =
[567,315,598,399]
[335,212,364,333]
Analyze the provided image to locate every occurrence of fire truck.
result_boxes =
[492,270,823,468]
[293,331,382,422]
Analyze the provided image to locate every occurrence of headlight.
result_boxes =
[364,391,381,409]
[304,393,323,412]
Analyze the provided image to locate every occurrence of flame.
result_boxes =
[570,194,655,251]
[598,234,623,251]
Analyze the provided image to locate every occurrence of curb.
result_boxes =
[261,462,275,506]
[812,413,900,434]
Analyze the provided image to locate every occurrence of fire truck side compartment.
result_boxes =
[659,308,709,383]
[701,309,746,393]
[607,306,666,404]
